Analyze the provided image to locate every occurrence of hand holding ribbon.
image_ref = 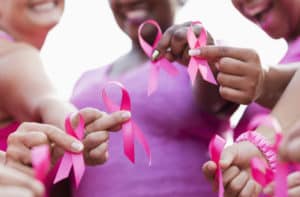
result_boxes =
[54,114,85,188]
[247,115,288,197]
[138,19,178,96]
[102,81,151,165]
[187,21,217,85]
[208,135,226,197]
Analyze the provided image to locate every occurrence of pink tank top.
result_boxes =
[0,31,20,150]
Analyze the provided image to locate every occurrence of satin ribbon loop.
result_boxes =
[102,81,151,165]
[187,21,217,85]
[138,19,178,95]
[209,135,226,197]
[54,114,85,188]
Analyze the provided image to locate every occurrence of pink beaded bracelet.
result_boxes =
[236,131,277,172]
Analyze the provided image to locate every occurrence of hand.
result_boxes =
[190,46,266,104]
[202,141,263,197]
[264,171,300,197]
[6,122,84,174]
[75,108,131,166]
[0,164,44,197]
[151,21,214,66]
[279,121,300,163]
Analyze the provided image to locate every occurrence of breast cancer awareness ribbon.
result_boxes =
[102,81,151,165]
[248,115,288,197]
[209,135,226,197]
[31,145,50,183]
[187,21,217,85]
[31,145,50,197]
[54,114,85,188]
[138,19,178,96]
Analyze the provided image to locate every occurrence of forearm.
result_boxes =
[193,73,239,119]
[257,68,300,141]
[256,63,299,109]
[35,96,77,129]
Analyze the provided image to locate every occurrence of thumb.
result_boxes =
[219,145,238,170]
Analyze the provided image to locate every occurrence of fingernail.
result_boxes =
[121,111,131,119]
[220,160,229,167]
[71,141,84,152]
[188,49,201,56]
[34,181,45,196]
[151,49,160,61]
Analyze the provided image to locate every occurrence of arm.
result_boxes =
[0,43,76,129]
[256,62,299,109]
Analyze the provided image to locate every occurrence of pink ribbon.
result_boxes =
[102,81,151,165]
[138,19,178,96]
[54,114,85,188]
[248,115,288,197]
[209,135,226,197]
[187,21,217,85]
[31,145,50,183]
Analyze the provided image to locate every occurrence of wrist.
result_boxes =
[236,131,277,171]
[255,67,269,103]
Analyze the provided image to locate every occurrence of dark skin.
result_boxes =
[109,0,237,119]
[202,0,300,196]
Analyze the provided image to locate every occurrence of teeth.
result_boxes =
[32,2,55,12]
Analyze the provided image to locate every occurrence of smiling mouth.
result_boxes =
[29,0,58,12]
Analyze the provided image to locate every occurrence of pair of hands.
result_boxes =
[203,124,300,197]
[2,107,130,197]
[151,21,265,105]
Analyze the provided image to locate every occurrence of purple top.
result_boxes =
[234,36,300,137]
[71,62,230,196]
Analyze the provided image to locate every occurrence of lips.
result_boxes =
[125,9,148,25]
[29,0,58,12]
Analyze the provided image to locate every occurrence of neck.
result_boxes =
[131,41,148,61]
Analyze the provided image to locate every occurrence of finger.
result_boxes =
[5,160,34,177]
[8,131,48,149]
[0,186,35,197]
[0,165,44,196]
[164,50,176,62]
[202,161,217,182]
[219,86,252,105]
[289,186,300,197]
[263,182,274,196]
[170,27,189,57]
[226,171,249,197]
[85,143,109,166]
[6,144,32,165]
[83,131,109,151]
[86,110,131,133]
[220,145,238,170]
[17,123,83,153]
[191,46,257,62]
[239,179,256,197]
[288,172,300,188]
[75,108,105,126]
[152,26,178,61]
[217,73,246,90]
[223,166,240,188]
[218,57,247,76]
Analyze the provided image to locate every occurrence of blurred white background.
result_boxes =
[41,0,287,101]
